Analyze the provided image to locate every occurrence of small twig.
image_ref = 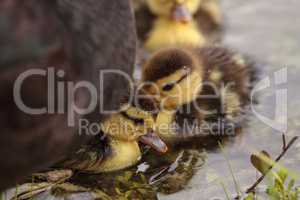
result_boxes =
[246,135,299,194]
[282,134,286,150]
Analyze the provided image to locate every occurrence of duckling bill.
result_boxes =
[172,3,193,23]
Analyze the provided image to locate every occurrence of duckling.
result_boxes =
[141,46,258,142]
[134,0,222,52]
[61,103,167,173]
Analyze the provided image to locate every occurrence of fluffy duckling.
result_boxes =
[61,103,167,173]
[134,0,222,52]
[141,46,258,142]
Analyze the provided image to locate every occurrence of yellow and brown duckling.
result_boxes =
[141,46,258,142]
[134,0,223,52]
[61,101,167,173]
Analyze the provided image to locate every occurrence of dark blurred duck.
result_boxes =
[134,0,223,52]
[141,47,258,143]
[0,0,136,190]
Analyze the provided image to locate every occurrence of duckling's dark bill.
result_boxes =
[172,4,192,23]
[139,131,168,153]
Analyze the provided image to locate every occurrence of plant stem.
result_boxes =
[246,135,299,194]
[219,179,231,200]
[282,134,286,150]
[218,141,242,198]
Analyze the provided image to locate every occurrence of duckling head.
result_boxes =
[144,0,206,52]
[142,48,203,110]
[96,101,168,172]
[146,0,202,22]
[101,102,168,153]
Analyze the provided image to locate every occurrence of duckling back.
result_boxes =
[192,46,259,130]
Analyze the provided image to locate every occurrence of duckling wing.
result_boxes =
[166,104,205,139]
[57,135,109,173]
[200,46,259,103]
[195,46,260,128]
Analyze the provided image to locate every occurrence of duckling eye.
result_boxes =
[133,118,145,125]
[162,83,175,91]
[121,111,145,125]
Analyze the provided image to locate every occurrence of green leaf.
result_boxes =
[124,190,132,198]
[51,183,89,197]
[266,187,281,200]
[244,193,254,200]
[93,189,112,200]
[274,176,284,192]
[124,171,133,182]
[277,169,288,183]
[294,188,300,200]
[115,187,122,195]
[137,188,147,195]
[288,179,295,192]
